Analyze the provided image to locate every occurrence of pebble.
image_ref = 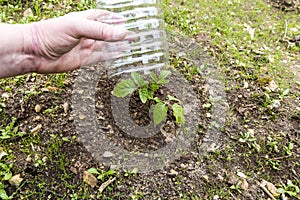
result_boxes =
[169,169,178,176]
[243,81,249,89]
[63,102,69,113]
[79,114,86,120]
[9,174,23,187]
[180,163,188,169]
[34,105,42,113]
[30,124,42,134]
[240,179,249,190]
[1,93,10,98]
[237,171,247,178]
[33,116,43,122]
[70,166,77,174]
[23,8,33,17]
[265,180,279,197]
[202,175,209,181]
[102,151,114,158]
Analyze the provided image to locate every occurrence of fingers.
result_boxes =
[83,51,125,66]
[75,19,134,42]
[93,40,131,53]
[66,9,111,21]
[67,9,126,24]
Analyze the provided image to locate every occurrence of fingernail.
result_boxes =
[113,29,128,40]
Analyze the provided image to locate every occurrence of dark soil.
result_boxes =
[0,1,299,199]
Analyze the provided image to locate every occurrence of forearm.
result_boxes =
[0,23,38,78]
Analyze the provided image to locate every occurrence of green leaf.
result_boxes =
[150,71,171,84]
[159,70,171,80]
[139,88,148,103]
[3,172,12,181]
[150,71,159,83]
[277,188,286,194]
[167,95,180,102]
[112,79,136,98]
[147,90,154,100]
[87,168,99,174]
[150,83,160,92]
[0,189,9,200]
[153,102,168,125]
[131,72,147,87]
[172,103,185,124]
[282,89,290,97]
[105,169,115,176]
[154,97,162,103]
[157,79,169,85]
[202,103,212,108]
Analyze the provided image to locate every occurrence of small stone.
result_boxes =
[34,105,42,113]
[23,8,33,17]
[268,80,278,91]
[47,86,59,91]
[1,93,9,98]
[243,81,249,89]
[102,151,114,158]
[265,180,279,197]
[247,129,255,137]
[213,195,219,200]
[169,169,178,176]
[83,171,98,188]
[70,166,77,174]
[218,174,224,181]
[180,163,188,169]
[30,124,42,134]
[206,113,211,118]
[9,174,23,187]
[240,179,249,190]
[79,114,86,120]
[0,150,8,160]
[25,156,32,162]
[33,116,43,122]
[202,175,209,181]
[62,102,69,114]
[42,156,47,163]
[237,171,247,178]
[228,174,239,185]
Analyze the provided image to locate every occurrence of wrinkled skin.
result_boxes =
[0,9,133,78]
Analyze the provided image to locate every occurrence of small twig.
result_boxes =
[228,191,239,200]
[270,155,292,160]
[281,19,292,48]
[283,19,288,40]
[259,181,276,200]
[98,177,116,193]
[44,189,64,198]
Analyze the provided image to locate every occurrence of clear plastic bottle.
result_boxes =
[96,0,169,76]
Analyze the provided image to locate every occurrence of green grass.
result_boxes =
[0,0,299,199]
[163,0,300,88]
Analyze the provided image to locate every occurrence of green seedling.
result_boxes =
[277,180,300,199]
[229,181,243,194]
[87,168,116,182]
[0,150,14,200]
[0,117,25,140]
[112,70,185,126]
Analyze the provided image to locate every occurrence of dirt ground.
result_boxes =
[0,0,299,200]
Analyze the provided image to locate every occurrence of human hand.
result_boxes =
[24,9,133,74]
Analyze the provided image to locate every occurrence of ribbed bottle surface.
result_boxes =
[97,0,169,76]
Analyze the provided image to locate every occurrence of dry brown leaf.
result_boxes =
[83,171,98,188]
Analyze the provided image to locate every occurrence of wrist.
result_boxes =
[0,23,40,78]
